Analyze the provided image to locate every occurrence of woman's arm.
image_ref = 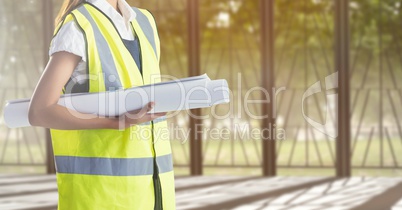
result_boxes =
[28,51,165,130]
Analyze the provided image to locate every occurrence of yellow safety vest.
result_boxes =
[49,3,175,210]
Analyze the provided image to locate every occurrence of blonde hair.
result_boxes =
[55,0,85,27]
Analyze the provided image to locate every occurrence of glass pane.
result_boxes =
[350,0,402,176]
[0,0,48,173]
[274,0,336,176]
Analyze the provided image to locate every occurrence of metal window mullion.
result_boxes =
[261,0,276,176]
[335,0,351,177]
[187,0,202,175]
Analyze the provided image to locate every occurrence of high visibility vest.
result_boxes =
[49,3,175,210]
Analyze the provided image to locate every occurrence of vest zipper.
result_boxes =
[131,22,163,210]
[152,122,163,210]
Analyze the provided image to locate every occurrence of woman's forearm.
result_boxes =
[28,103,118,130]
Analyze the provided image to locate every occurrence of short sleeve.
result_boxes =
[49,21,86,62]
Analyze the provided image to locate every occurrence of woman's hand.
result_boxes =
[116,102,167,129]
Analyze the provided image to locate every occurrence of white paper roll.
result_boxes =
[3,74,230,128]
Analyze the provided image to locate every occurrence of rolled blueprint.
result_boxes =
[3,74,230,128]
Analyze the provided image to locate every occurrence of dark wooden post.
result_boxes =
[260,0,276,176]
[335,0,351,177]
[187,0,203,175]
[43,0,56,174]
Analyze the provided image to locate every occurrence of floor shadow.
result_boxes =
[175,175,263,192]
[181,177,336,210]
[350,181,402,210]
[176,177,402,210]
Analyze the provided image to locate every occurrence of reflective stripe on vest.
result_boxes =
[77,6,123,89]
[131,7,158,59]
[55,153,173,176]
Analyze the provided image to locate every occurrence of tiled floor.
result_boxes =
[0,175,401,210]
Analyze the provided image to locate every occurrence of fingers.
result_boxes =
[149,112,167,117]
[123,103,168,127]
[127,102,154,117]
[145,112,167,120]
[140,102,154,116]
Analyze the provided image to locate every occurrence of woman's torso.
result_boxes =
[49,0,138,86]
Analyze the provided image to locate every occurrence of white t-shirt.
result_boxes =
[49,0,137,84]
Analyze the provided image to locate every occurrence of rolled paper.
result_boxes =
[3,74,230,128]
